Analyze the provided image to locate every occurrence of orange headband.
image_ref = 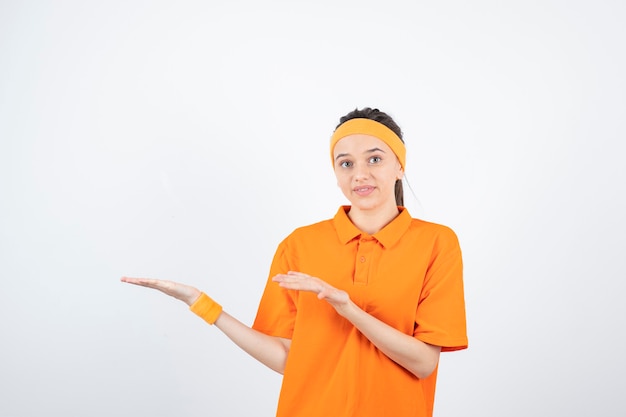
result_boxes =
[330,118,406,170]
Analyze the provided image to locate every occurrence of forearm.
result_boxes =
[341,301,440,379]
[213,311,290,374]
[273,272,440,378]
[120,277,290,372]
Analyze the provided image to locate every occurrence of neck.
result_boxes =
[347,203,400,235]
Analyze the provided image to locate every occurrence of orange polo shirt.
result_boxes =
[252,206,467,417]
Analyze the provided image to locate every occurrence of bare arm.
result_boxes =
[273,272,441,379]
[120,277,290,374]
[338,300,441,379]
[213,311,290,373]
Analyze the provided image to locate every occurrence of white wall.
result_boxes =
[1,1,625,416]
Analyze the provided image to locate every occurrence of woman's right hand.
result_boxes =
[121,276,201,306]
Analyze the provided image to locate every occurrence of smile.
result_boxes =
[353,186,375,196]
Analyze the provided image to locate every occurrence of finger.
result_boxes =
[274,278,316,291]
[121,276,150,285]
[121,276,157,285]
[121,277,170,291]
[286,271,310,278]
[272,274,306,283]
[273,275,315,287]
[275,280,311,290]
[277,279,328,295]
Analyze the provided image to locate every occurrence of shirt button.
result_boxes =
[360,256,366,263]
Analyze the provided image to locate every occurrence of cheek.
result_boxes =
[337,178,349,190]
[336,178,353,195]
[334,171,348,186]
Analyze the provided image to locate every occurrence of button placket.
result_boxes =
[354,238,374,285]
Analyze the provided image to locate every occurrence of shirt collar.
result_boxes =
[333,206,412,248]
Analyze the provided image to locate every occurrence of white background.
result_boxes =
[1,1,625,416]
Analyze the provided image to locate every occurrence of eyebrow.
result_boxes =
[334,147,386,161]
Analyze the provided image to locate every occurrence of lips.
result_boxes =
[353,185,375,196]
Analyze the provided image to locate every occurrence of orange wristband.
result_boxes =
[189,292,223,325]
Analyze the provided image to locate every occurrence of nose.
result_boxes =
[354,162,370,181]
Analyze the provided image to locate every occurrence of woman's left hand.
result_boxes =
[272,271,353,316]
[273,271,441,379]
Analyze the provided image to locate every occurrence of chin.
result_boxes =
[349,200,382,212]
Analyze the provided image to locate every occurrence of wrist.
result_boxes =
[187,289,202,306]
[189,292,223,325]
[335,297,359,319]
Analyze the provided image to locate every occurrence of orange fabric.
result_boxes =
[189,292,223,325]
[252,206,467,417]
[330,118,406,170]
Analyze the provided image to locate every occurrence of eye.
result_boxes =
[368,156,382,164]
[340,160,353,168]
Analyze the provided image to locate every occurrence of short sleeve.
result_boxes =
[252,238,298,339]
[413,227,468,352]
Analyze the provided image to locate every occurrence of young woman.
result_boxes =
[122,107,468,417]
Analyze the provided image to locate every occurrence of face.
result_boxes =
[333,134,403,213]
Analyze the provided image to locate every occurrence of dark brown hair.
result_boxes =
[335,107,405,206]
